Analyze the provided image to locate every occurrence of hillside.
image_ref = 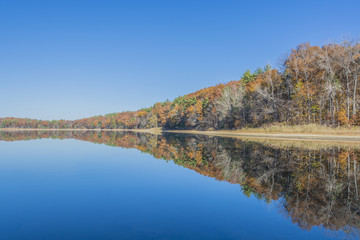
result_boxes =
[1,41,360,130]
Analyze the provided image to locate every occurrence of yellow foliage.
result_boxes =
[337,108,349,125]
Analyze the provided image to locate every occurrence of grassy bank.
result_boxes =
[1,124,360,140]
[230,124,360,135]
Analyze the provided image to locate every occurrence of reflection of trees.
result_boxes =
[1,130,360,235]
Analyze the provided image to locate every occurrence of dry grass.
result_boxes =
[1,127,360,150]
[0,128,163,134]
[1,125,359,135]
[240,137,360,150]
[236,124,360,135]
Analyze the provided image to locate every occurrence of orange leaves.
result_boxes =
[246,77,261,93]
[3,41,360,130]
[186,105,195,117]
[195,100,203,121]
[247,69,281,91]
[137,111,148,118]
[337,108,349,125]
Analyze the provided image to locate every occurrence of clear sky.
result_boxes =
[1,0,359,120]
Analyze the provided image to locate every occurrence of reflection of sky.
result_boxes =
[0,139,342,239]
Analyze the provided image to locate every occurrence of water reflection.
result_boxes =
[1,130,360,237]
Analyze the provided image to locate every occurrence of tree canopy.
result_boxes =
[2,41,360,130]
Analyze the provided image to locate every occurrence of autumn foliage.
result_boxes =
[1,41,359,130]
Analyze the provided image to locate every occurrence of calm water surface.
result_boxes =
[0,131,359,239]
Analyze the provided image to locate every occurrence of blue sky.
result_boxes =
[1,0,359,120]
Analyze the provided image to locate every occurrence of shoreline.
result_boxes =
[163,130,360,144]
[1,128,360,143]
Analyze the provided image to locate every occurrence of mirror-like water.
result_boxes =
[0,130,359,239]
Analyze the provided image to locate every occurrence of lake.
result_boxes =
[0,130,359,239]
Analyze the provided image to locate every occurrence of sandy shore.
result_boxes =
[0,128,162,134]
[1,128,360,143]
[162,129,360,143]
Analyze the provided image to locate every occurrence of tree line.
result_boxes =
[1,40,359,130]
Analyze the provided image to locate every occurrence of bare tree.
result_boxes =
[298,43,316,122]
[255,70,282,121]
[336,40,360,118]
[317,44,340,123]
[215,84,244,122]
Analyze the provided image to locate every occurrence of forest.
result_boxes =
[1,130,359,235]
[1,40,360,130]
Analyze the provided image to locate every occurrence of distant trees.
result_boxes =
[1,40,359,130]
